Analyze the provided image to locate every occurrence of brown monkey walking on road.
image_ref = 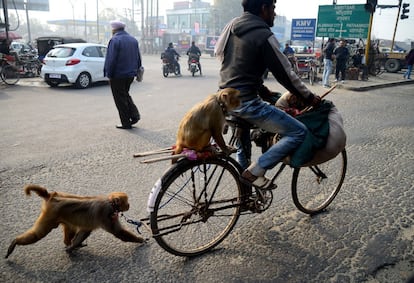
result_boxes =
[5,184,144,258]
[174,87,240,156]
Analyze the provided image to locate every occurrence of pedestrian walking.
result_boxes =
[104,20,142,129]
[322,38,336,88]
[334,40,350,83]
[403,48,414,80]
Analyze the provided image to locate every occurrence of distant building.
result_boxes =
[165,1,211,35]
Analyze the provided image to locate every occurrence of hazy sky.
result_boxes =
[24,0,414,42]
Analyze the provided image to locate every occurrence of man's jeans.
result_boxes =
[322,58,333,86]
[404,64,412,79]
[233,97,307,171]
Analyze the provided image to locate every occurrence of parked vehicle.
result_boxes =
[293,54,318,85]
[10,41,36,55]
[205,36,219,57]
[40,43,107,88]
[381,52,407,73]
[36,36,86,62]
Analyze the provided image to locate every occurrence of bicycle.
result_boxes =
[18,53,42,77]
[136,95,347,257]
[368,57,384,76]
[0,58,20,85]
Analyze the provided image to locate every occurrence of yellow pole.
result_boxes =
[391,1,402,51]
[365,12,373,66]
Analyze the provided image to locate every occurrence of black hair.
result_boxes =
[242,0,275,15]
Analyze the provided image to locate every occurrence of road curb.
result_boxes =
[344,79,414,92]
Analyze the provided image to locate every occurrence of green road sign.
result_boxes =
[316,4,370,38]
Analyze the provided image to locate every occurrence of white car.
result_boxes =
[41,42,107,88]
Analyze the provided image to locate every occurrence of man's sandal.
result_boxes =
[240,170,276,190]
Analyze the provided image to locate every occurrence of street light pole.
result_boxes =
[69,0,76,37]
[84,1,87,41]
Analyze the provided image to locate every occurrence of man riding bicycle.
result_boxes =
[215,0,320,189]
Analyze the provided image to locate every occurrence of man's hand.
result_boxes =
[310,94,321,107]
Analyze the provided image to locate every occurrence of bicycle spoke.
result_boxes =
[151,158,241,256]
[292,150,347,214]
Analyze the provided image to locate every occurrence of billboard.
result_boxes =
[291,19,316,40]
[0,0,49,11]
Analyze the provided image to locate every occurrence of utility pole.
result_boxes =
[24,1,32,43]
[391,0,403,51]
[364,0,377,67]
[2,0,10,41]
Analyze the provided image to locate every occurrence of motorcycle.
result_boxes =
[188,54,202,77]
[161,52,181,77]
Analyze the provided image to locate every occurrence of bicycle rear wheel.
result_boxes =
[291,149,347,215]
[1,65,20,85]
[150,157,242,257]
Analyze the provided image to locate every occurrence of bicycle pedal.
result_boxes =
[257,183,277,191]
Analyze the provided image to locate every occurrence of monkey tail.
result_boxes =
[24,184,51,199]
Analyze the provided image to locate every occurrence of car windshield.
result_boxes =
[47,47,75,58]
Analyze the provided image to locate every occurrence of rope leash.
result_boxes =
[121,213,152,239]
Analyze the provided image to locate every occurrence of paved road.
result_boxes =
[1,55,413,282]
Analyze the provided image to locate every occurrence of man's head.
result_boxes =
[242,0,276,26]
[339,40,346,47]
[168,42,173,48]
[110,20,126,34]
[191,41,195,46]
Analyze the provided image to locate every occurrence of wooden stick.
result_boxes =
[140,154,186,164]
[133,147,174,158]
[300,84,337,114]
[320,84,337,99]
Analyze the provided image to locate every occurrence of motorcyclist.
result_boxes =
[186,41,202,74]
[164,42,181,75]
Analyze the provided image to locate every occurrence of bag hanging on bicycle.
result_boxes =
[276,92,346,167]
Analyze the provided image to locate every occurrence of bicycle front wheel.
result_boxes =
[291,149,347,215]
[150,158,242,257]
[1,65,20,85]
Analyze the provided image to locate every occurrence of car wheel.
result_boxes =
[46,80,59,87]
[75,72,91,88]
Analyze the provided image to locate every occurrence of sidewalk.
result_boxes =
[334,71,414,91]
